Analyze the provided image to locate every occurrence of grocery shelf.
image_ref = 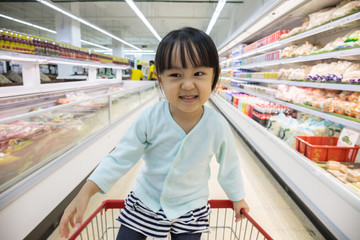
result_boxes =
[210,93,360,240]
[0,50,128,69]
[221,12,360,62]
[233,48,360,69]
[230,77,360,91]
[229,86,360,131]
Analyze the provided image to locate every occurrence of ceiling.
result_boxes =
[0,0,346,57]
[0,0,266,53]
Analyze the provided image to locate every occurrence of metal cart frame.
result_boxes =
[69,199,273,240]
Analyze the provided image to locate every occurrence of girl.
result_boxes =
[59,27,249,240]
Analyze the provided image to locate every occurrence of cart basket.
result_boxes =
[69,199,273,240]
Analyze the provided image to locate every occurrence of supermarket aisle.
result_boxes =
[48,102,324,240]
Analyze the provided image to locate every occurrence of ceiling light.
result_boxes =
[206,0,227,35]
[0,13,56,34]
[80,40,111,50]
[125,0,162,42]
[37,0,141,50]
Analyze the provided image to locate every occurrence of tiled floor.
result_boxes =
[48,103,325,240]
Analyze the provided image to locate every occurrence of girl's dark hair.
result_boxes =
[155,27,220,90]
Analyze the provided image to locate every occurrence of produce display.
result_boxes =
[0,28,129,65]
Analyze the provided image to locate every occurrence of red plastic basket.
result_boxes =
[69,199,273,240]
[295,136,360,162]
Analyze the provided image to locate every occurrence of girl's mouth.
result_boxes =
[179,95,198,103]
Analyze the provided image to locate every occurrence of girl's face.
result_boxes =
[157,48,214,118]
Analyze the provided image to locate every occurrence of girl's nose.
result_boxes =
[181,78,195,90]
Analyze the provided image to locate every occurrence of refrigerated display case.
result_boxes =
[0,82,156,195]
[212,0,360,239]
[0,48,158,239]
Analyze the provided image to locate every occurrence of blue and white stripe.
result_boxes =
[117,192,210,238]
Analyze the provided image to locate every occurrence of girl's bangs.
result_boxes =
[159,37,216,73]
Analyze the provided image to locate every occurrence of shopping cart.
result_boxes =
[69,199,273,240]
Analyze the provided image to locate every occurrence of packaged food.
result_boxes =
[288,65,312,80]
[281,44,298,58]
[3,70,22,83]
[293,41,320,56]
[339,91,352,101]
[354,104,360,119]
[307,8,337,30]
[332,1,360,20]
[0,74,12,84]
[340,164,348,173]
[346,169,360,182]
[334,100,346,115]
[281,17,309,39]
[326,160,341,170]
[344,101,357,117]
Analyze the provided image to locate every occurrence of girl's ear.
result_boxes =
[157,72,162,85]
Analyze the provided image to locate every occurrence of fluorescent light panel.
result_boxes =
[125,0,162,42]
[0,13,56,34]
[80,40,111,50]
[206,0,227,35]
[37,0,141,50]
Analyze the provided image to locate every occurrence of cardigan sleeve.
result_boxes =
[88,111,148,193]
[215,123,246,202]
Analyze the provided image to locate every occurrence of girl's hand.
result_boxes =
[233,199,250,222]
[59,192,90,238]
[59,180,99,238]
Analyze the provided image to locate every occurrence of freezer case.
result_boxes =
[0,82,157,198]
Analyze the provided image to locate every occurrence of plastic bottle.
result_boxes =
[0,29,4,50]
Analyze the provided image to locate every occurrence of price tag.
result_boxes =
[337,128,359,147]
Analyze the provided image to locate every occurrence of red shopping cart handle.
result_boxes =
[208,199,273,240]
[69,199,273,240]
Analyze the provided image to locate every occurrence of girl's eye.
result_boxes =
[194,72,204,76]
[170,73,181,77]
